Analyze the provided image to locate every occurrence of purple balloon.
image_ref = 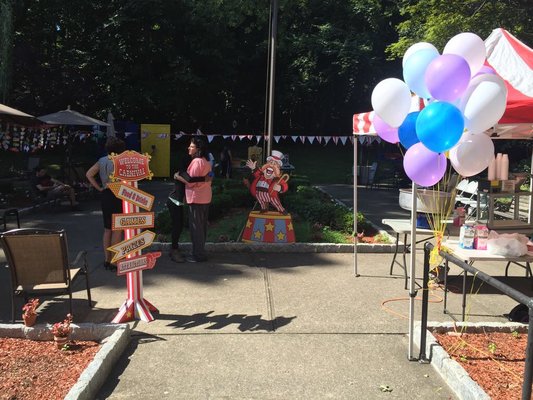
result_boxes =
[403,142,447,186]
[425,54,471,102]
[473,65,496,78]
[374,114,399,144]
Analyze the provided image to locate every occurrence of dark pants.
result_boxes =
[188,203,209,259]
[102,188,123,229]
[166,199,184,250]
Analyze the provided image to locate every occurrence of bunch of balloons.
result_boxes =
[371,32,507,186]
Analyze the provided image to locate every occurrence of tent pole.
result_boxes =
[515,152,533,225]
[408,181,418,360]
[354,137,359,276]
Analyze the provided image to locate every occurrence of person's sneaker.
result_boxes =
[170,249,185,263]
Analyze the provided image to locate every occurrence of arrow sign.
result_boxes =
[108,182,154,211]
[112,212,155,231]
[116,252,161,276]
[108,230,156,264]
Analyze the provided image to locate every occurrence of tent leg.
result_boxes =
[354,138,359,276]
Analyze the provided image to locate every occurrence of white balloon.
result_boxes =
[450,133,495,177]
[371,78,412,127]
[403,42,439,68]
[459,74,508,134]
[443,32,486,77]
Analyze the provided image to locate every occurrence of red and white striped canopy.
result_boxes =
[485,28,533,138]
[352,96,423,136]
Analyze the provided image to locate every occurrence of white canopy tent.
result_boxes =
[0,103,37,125]
[352,28,533,360]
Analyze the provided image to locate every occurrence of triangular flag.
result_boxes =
[207,135,215,143]
[231,135,237,141]
[256,135,262,144]
[323,136,331,145]
[247,135,253,140]
[223,135,230,139]
[332,136,339,144]
[349,137,354,144]
[340,136,347,145]
[299,136,306,144]
[291,136,298,143]
[316,136,322,144]
[274,136,281,143]
[308,136,316,144]
[281,135,287,140]
[196,129,203,135]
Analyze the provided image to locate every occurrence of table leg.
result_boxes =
[505,261,511,276]
[389,233,400,275]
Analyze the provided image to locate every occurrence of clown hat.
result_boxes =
[267,150,284,166]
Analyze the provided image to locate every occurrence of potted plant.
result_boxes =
[21,298,39,327]
[50,314,73,349]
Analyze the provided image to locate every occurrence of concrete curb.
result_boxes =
[150,241,398,253]
[0,323,130,400]
[414,321,528,400]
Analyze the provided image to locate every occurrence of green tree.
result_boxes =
[0,0,14,103]
[387,0,532,59]
[7,0,403,135]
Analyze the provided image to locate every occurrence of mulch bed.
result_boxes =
[433,330,528,400]
[0,338,101,400]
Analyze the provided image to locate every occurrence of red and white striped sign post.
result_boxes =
[107,151,158,323]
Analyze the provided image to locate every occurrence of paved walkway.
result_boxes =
[1,181,530,399]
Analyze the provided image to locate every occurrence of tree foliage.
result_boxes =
[387,0,532,59]
[5,0,400,134]
[4,1,532,135]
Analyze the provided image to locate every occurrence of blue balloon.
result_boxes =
[403,48,439,99]
[416,102,464,153]
[398,111,420,149]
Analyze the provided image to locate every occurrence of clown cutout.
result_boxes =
[245,150,289,214]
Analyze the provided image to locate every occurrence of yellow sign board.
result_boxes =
[140,124,170,178]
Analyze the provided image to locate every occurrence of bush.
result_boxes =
[155,207,173,235]
[209,193,233,219]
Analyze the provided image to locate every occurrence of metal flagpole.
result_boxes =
[266,0,278,158]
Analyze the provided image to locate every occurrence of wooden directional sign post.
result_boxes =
[107,150,159,323]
